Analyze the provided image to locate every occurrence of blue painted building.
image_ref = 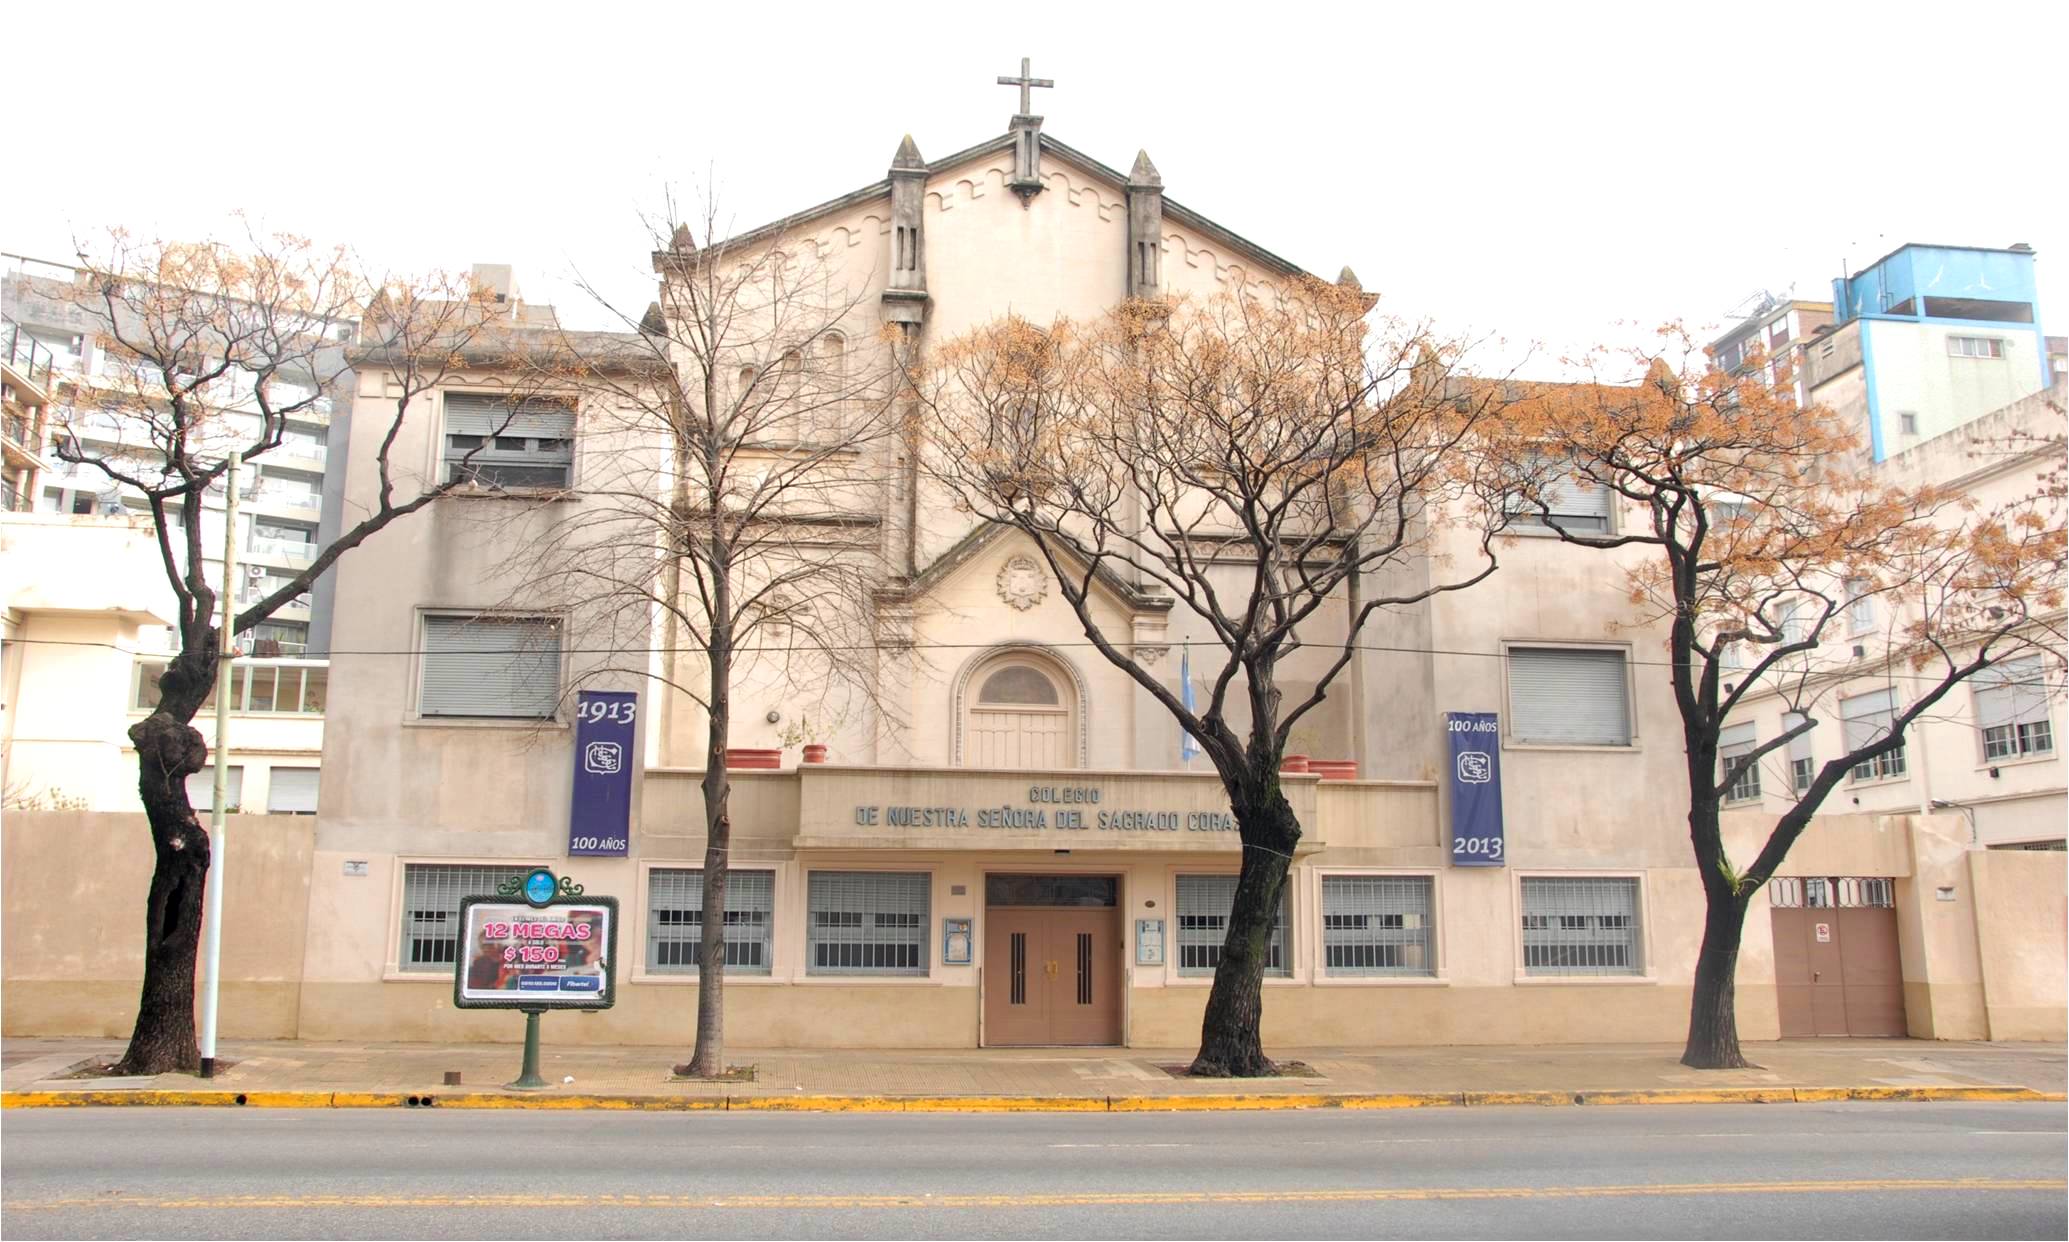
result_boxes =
[1807,243,2050,460]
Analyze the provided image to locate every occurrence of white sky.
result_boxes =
[10,1,2065,374]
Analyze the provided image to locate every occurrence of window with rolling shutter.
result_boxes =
[442,393,575,489]
[1506,454,1613,533]
[1507,647,1632,745]
[1841,688,1906,781]
[418,613,563,719]
[187,765,245,812]
[1783,711,1815,793]
[1974,656,2054,760]
[266,767,320,814]
[1717,721,1760,803]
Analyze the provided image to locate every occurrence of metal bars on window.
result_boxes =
[806,871,929,976]
[400,863,529,971]
[1520,876,1642,976]
[646,869,774,975]
[1174,875,1291,977]
[1321,875,1435,976]
[1768,876,1893,909]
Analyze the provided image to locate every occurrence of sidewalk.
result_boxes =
[4,1036,2062,1110]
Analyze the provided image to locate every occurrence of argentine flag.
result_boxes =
[1180,645,1200,762]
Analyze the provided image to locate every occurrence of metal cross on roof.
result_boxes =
[997,56,1053,116]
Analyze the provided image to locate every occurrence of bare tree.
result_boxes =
[1505,335,2067,1068]
[52,227,500,1074]
[490,199,902,1078]
[913,284,1519,1076]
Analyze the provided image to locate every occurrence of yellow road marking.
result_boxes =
[7,1178,2061,1212]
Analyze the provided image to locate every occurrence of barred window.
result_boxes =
[1520,876,1642,976]
[1718,721,1761,804]
[647,869,774,975]
[1321,876,1434,976]
[400,863,530,971]
[1175,874,1291,977]
[806,872,928,976]
[1842,688,1907,782]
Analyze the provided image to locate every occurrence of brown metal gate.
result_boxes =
[1769,877,1906,1037]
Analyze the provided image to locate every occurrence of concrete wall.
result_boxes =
[1,812,316,1038]
[7,799,2056,1050]
[1968,849,2068,1041]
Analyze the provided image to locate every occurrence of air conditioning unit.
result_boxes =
[247,564,266,580]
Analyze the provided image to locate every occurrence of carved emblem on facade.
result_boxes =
[996,555,1048,611]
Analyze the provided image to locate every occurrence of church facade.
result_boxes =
[11,70,2044,1051]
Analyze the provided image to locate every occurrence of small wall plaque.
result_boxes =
[942,917,973,965]
[343,860,369,877]
[1136,918,1166,966]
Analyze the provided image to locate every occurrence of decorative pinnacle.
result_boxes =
[1337,265,1362,289]
[1127,149,1162,188]
[891,134,925,170]
[669,223,696,252]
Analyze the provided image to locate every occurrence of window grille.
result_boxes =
[1520,877,1642,976]
[1769,876,1893,909]
[400,863,529,971]
[418,614,562,719]
[1321,876,1434,976]
[1975,657,2054,761]
[442,393,575,489]
[806,871,928,976]
[1718,721,1761,803]
[647,869,773,975]
[1842,688,1906,781]
[1508,647,1632,746]
[1175,874,1291,977]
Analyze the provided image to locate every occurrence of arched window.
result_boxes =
[961,652,1078,770]
[979,665,1060,706]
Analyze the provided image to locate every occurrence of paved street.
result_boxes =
[2,1102,2062,1240]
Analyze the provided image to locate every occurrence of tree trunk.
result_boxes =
[680,571,732,1079]
[114,649,218,1075]
[1681,891,1753,1069]
[1189,786,1299,1078]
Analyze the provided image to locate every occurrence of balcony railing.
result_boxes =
[3,411,31,446]
[2,317,53,390]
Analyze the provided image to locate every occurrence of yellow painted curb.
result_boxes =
[898,1095,1110,1113]
[1580,1088,1798,1106]
[3,1084,2061,1112]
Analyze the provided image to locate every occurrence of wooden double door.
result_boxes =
[984,906,1123,1046]
[1771,904,1906,1037]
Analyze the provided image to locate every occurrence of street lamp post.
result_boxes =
[199,452,239,1078]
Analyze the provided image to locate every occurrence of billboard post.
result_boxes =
[458,867,619,1090]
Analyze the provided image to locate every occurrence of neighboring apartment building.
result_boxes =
[0,254,339,812]
[2,314,56,513]
[1803,242,2051,461]
[1708,293,1834,407]
[1723,376,2068,850]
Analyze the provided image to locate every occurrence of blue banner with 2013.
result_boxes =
[1446,711,1505,866]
